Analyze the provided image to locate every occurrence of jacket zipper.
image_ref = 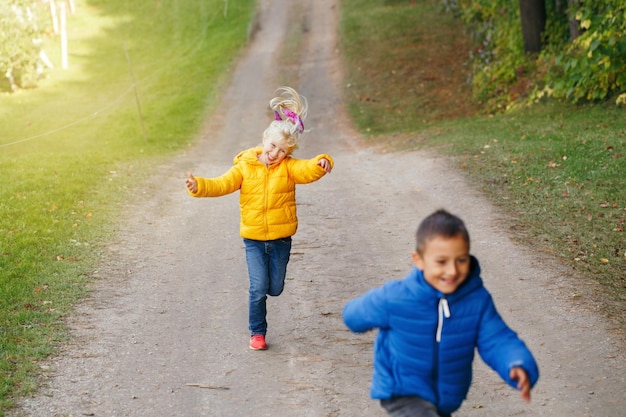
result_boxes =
[434,297,451,408]
[263,166,269,239]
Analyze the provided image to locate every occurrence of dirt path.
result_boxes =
[10,0,625,416]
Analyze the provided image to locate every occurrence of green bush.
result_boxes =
[541,0,626,104]
[444,0,626,111]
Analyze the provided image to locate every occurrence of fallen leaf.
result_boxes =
[34,285,49,293]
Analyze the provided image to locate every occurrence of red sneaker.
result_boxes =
[249,334,268,350]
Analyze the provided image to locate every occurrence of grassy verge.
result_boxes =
[0,0,254,412]
[338,0,625,327]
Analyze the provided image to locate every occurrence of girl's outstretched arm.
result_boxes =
[290,154,334,184]
[186,166,244,197]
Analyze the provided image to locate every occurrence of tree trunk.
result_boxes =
[519,0,547,53]
[568,0,581,40]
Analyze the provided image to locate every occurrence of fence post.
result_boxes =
[50,0,59,34]
[124,42,148,142]
[59,2,68,69]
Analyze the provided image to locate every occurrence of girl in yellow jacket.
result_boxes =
[186,87,333,350]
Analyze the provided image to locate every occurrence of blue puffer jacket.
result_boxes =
[343,257,539,414]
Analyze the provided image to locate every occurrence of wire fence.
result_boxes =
[0,85,135,149]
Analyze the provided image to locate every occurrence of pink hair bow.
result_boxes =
[274,109,304,133]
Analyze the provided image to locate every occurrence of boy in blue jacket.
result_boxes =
[343,209,539,417]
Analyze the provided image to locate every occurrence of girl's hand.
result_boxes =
[186,173,198,193]
[318,158,332,173]
[510,367,531,402]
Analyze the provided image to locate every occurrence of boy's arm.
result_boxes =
[289,154,334,184]
[343,285,389,333]
[187,166,243,197]
[476,296,540,395]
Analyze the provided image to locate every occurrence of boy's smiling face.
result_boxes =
[412,234,471,294]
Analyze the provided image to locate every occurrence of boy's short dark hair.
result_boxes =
[416,209,470,254]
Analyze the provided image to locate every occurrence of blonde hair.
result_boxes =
[263,86,308,151]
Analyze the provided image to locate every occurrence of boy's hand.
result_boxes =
[186,173,198,193]
[318,158,332,173]
[510,367,531,402]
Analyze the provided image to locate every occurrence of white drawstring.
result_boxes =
[436,298,451,342]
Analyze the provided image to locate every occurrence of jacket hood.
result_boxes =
[233,146,262,165]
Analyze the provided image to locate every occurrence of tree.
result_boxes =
[0,1,50,92]
[519,0,546,53]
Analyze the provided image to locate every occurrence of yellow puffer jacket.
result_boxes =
[189,146,333,241]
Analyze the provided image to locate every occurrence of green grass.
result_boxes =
[339,0,625,326]
[0,0,255,412]
[339,0,477,132]
[424,103,625,297]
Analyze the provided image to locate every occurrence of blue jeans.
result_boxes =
[243,237,292,335]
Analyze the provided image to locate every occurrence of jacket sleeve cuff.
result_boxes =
[316,154,334,169]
